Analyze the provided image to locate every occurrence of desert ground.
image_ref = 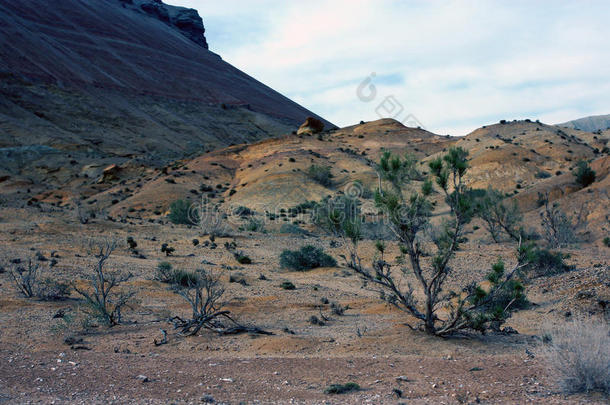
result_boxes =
[0,201,608,404]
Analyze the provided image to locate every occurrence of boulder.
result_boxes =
[98,164,121,183]
[297,117,324,135]
[138,0,208,49]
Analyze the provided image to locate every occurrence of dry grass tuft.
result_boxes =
[542,320,609,396]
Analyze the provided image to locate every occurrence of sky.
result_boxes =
[171,0,610,135]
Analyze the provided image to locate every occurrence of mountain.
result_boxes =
[0,0,332,168]
[558,114,610,132]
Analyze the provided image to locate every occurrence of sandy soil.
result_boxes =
[0,207,608,404]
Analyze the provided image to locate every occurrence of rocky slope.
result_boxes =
[0,0,332,184]
[558,113,610,132]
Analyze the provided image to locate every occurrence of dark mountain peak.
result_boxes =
[128,0,208,49]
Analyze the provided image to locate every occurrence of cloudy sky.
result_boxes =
[172,0,610,135]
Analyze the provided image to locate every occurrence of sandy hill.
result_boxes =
[17,117,606,240]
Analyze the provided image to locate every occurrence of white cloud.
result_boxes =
[170,0,610,135]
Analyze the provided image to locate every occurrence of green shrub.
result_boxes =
[280,281,295,290]
[535,171,552,179]
[307,165,333,187]
[234,253,252,264]
[573,161,596,188]
[170,269,200,287]
[126,236,137,250]
[524,248,573,278]
[168,199,195,225]
[279,245,336,270]
[279,223,308,235]
[330,301,347,316]
[324,382,360,394]
[309,315,324,325]
[603,237,610,247]
[244,218,264,232]
[234,206,254,216]
[229,273,248,286]
[313,195,361,236]
[155,262,199,286]
[37,278,71,301]
[155,261,174,282]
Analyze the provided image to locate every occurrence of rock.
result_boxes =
[200,394,215,403]
[501,326,519,335]
[138,0,208,49]
[98,164,120,183]
[297,117,325,135]
[63,336,83,346]
[172,7,208,48]
[136,374,149,382]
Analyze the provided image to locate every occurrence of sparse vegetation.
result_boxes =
[168,199,195,225]
[280,281,295,290]
[72,241,135,326]
[155,262,201,286]
[523,248,573,278]
[171,268,270,336]
[535,171,551,179]
[538,193,578,248]
[340,148,530,336]
[8,260,71,301]
[330,301,348,316]
[309,315,324,326]
[307,165,333,187]
[244,218,264,232]
[161,243,175,256]
[155,261,174,282]
[234,252,252,264]
[279,223,308,235]
[573,161,596,188]
[36,278,71,301]
[126,236,137,250]
[313,195,361,237]
[170,269,201,287]
[279,245,336,271]
[193,198,229,237]
[542,320,610,396]
[475,188,523,243]
[324,382,360,394]
[8,259,41,298]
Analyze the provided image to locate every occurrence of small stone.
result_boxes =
[136,375,149,382]
[201,394,215,403]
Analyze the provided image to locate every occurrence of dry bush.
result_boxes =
[542,320,610,396]
[72,241,135,326]
[8,259,40,298]
[8,259,70,301]
[193,197,230,237]
[538,192,580,248]
[171,268,271,337]
[475,188,523,243]
[307,165,333,187]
